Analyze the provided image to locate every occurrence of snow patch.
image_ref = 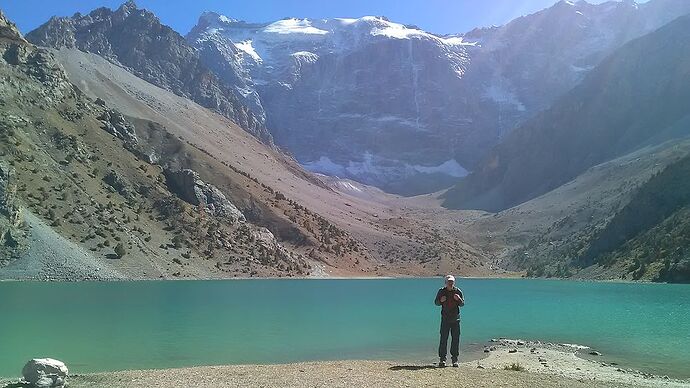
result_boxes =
[371,23,428,40]
[234,40,262,62]
[443,36,478,46]
[291,51,319,63]
[413,159,468,177]
[483,83,526,112]
[264,18,328,35]
[303,156,347,176]
[334,180,363,193]
[218,15,234,24]
[302,154,469,181]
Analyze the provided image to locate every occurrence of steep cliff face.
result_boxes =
[188,15,476,195]
[187,0,690,195]
[462,0,658,118]
[26,1,272,143]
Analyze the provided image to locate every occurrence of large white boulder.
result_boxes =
[21,358,68,388]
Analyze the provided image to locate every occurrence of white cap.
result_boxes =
[445,275,455,282]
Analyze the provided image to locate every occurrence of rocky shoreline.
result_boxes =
[476,339,688,387]
[3,340,688,388]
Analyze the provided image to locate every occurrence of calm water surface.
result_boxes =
[1,278,689,377]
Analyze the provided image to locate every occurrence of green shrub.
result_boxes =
[504,363,525,372]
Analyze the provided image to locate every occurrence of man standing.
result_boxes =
[434,274,464,367]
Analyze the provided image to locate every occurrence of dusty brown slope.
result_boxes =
[29,44,689,281]
[26,47,486,278]
[0,34,318,279]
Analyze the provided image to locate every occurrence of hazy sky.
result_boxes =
[2,0,646,36]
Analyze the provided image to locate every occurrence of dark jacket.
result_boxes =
[435,287,464,321]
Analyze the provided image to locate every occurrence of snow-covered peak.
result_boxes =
[187,11,474,120]
[263,18,329,35]
[192,13,475,47]
[188,12,474,86]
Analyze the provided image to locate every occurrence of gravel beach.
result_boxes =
[62,360,684,388]
[6,341,686,388]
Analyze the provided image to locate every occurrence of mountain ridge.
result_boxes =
[443,11,690,212]
[25,0,272,144]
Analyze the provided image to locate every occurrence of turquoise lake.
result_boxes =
[1,278,689,378]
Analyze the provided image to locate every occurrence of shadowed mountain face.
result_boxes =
[581,153,690,283]
[25,0,272,144]
[443,12,690,212]
[185,0,690,195]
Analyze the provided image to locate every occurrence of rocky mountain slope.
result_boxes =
[6,1,690,283]
[454,139,690,283]
[462,0,690,121]
[0,5,489,280]
[0,10,383,280]
[187,14,475,195]
[443,12,690,212]
[25,0,271,143]
[186,0,690,195]
[48,44,490,279]
[580,152,690,282]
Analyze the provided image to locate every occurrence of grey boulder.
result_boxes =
[98,109,138,146]
[22,358,68,388]
[164,169,245,223]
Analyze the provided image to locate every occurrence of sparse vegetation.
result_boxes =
[504,363,525,372]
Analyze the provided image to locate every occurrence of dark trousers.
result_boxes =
[438,318,460,361]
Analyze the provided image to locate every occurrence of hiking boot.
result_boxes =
[438,360,446,368]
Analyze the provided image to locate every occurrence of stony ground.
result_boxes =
[0,212,124,281]
[3,341,688,388]
[59,360,660,388]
